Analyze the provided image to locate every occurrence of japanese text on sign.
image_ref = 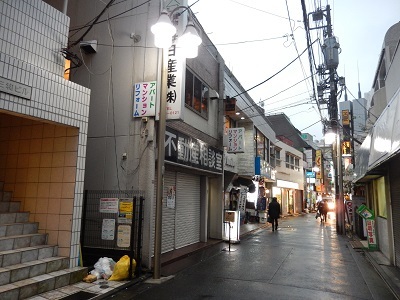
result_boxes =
[133,81,156,117]
[165,127,223,173]
[0,76,32,100]
[227,127,245,153]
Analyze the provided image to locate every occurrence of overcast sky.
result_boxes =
[188,0,400,140]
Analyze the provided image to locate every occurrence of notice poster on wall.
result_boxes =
[118,198,133,224]
[101,219,115,240]
[167,186,176,209]
[117,224,131,248]
[99,198,119,213]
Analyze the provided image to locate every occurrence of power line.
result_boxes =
[232,39,318,99]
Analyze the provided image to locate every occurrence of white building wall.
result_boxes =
[0,0,90,267]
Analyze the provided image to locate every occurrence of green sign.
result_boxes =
[356,204,374,220]
[356,205,377,250]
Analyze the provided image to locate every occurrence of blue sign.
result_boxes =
[306,171,315,178]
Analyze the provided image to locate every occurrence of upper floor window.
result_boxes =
[285,153,300,171]
[185,69,208,118]
[255,128,269,161]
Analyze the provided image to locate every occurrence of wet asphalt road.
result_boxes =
[110,213,395,300]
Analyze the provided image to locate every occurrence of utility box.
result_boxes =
[322,36,340,68]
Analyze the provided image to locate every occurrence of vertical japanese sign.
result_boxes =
[227,127,245,153]
[356,204,377,250]
[133,81,156,117]
[315,149,322,179]
[165,45,185,119]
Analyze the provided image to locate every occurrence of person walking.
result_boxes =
[268,197,281,231]
[317,200,328,222]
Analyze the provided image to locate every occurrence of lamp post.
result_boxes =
[151,5,202,280]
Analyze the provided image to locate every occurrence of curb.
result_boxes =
[364,251,400,300]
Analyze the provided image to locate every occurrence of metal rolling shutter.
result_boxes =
[153,170,176,253]
[390,157,400,267]
[175,172,201,248]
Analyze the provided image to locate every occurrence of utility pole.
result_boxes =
[303,2,345,234]
[325,5,344,235]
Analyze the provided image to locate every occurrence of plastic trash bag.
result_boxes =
[108,255,136,281]
[90,257,116,280]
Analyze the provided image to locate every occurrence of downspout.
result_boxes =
[63,0,68,14]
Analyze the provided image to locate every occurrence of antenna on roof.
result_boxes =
[357,61,361,99]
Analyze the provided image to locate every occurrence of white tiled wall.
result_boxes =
[0,0,90,268]
[0,0,69,75]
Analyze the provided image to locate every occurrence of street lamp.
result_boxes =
[151,5,202,280]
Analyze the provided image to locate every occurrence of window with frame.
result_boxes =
[255,129,269,161]
[185,69,208,117]
[285,153,300,171]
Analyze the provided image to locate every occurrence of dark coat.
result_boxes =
[268,200,281,219]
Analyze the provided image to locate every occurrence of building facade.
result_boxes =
[0,0,90,268]
[354,21,400,267]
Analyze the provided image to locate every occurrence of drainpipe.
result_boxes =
[63,0,68,14]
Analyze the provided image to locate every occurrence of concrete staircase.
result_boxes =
[0,184,88,299]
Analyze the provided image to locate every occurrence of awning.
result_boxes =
[354,87,400,182]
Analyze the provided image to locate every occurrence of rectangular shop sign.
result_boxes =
[0,76,32,100]
[227,127,245,153]
[133,81,156,117]
[165,127,223,173]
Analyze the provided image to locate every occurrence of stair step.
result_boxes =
[0,234,48,251]
[0,222,39,237]
[0,257,69,285]
[0,245,58,267]
[0,201,21,212]
[0,191,12,202]
[0,266,88,300]
[0,212,29,224]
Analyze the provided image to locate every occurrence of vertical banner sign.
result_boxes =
[238,188,247,213]
[133,81,156,117]
[227,127,245,153]
[156,0,187,121]
[315,149,322,179]
[356,205,377,250]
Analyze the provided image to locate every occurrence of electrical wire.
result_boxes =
[69,0,151,42]
[285,0,313,97]
[69,0,116,48]
[232,39,318,99]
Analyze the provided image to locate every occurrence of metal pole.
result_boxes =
[337,130,345,234]
[62,0,68,14]
[153,48,168,279]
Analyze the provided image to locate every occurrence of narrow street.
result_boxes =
[111,213,395,300]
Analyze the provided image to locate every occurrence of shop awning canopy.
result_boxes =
[354,87,400,182]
